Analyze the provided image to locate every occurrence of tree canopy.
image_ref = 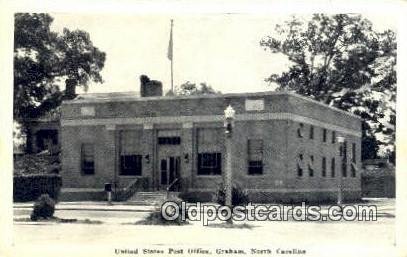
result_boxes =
[260,14,396,161]
[14,13,106,124]
[171,81,220,96]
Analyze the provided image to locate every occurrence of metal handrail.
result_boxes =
[121,178,139,200]
[166,178,181,199]
[124,178,138,191]
[166,178,180,192]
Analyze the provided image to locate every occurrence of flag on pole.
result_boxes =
[167,20,173,60]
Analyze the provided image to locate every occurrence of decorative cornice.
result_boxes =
[62,91,360,120]
[61,112,361,137]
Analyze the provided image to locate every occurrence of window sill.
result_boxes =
[196,175,222,177]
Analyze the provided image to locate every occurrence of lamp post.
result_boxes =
[224,105,235,210]
[336,136,345,205]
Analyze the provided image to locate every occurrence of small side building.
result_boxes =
[24,108,61,155]
[60,83,362,203]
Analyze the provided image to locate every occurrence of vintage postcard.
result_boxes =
[1,1,406,257]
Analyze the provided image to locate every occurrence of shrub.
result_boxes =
[178,192,203,203]
[136,196,188,226]
[30,194,56,221]
[138,210,188,226]
[215,183,249,206]
[14,152,60,175]
[13,174,62,202]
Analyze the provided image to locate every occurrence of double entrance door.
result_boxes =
[156,130,181,191]
[159,156,180,190]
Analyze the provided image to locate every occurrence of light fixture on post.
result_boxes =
[224,105,235,221]
[145,154,150,164]
[336,136,345,205]
[224,104,236,136]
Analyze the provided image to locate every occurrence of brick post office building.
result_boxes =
[60,82,362,202]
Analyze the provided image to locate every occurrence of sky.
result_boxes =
[50,13,397,94]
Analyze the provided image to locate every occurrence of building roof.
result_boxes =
[74,91,141,102]
[64,90,361,120]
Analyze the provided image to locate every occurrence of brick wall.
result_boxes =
[60,92,362,202]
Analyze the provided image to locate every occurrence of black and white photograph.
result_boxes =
[1,1,406,257]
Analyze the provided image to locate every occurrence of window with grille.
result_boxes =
[120,155,142,176]
[197,153,222,175]
[248,139,264,175]
[158,137,181,145]
[81,143,95,175]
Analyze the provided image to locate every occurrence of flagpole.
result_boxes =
[170,19,174,94]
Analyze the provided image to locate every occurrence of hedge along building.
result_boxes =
[60,79,362,202]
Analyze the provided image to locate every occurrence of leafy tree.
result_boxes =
[171,81,220,96]
[14,13,106,126]
[260,14,396,161]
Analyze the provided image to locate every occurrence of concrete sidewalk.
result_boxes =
[14,201,158,212]
[14,198,394,214]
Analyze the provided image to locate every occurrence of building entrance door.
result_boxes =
[156,130,181,191]
[159,156,180,190]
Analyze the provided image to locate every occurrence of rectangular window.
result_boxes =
[322,157,326,177]
[297,123,304,138]
[308,155,314,177]
[81,143,95,175]
[309,125,314,139]
[248,139,264,175]
[332,131,336,144]
[351,143,357,177]
[331,157,336,177]
[352,143,356,163]
[342,142,348,177]
[297,154,304,177]
[198,153,222,175]
[322,129,327,142]
[351,163,357,177]
[158,137,181,145]
[297,164,303,177]
[120,155,142,176]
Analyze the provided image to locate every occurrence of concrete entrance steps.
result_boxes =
[127,191,167,205]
